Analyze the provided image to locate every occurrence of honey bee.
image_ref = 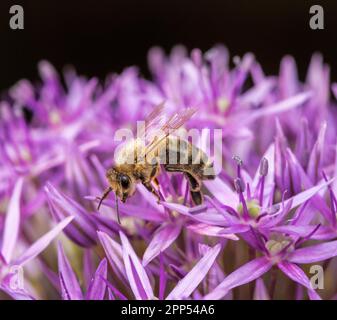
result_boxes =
[97,103,215,223]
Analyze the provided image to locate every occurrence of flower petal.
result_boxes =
[269,225,321,238]
[45,183,97,247]
[204,257,272,300]
[83,249,94,288]
[307,289,322,300]
[14,216,74,266]
[159,253,167,300]
[99,277,127,300]
[249,91,312,119]
[0,285,35,300]
[119,231,154,300]
[187,223,240,240]
[277,261,316,294]
[253,278,270,300]
[97,231,126,280]
[283,178,334,210]
[285,148,332,223]
[287,240,337,264]
[86,258,107,300]
[57,242,83,300]
[161,201,231,226]
[224,92,312,134]
[307,122,327,182]
[204,177,237,208]
[143,223,181,266]
[87,196,166,222]
[166,244,221,300]
[1,178,24,264]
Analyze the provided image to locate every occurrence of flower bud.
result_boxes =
[259,157,269,176]
[234,177,245,193]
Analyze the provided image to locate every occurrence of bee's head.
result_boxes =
[106,167,136,202]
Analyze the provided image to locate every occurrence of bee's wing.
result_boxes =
[138,102,167,142]
[142,105,197,155]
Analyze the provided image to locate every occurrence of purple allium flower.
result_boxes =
[2,46,337,300]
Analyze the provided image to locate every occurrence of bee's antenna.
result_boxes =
[115,195,121,224]
[97,186,112,210]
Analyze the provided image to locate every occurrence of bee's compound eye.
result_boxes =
[120,175,130,189]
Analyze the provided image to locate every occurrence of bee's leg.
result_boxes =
[184,172,203,205]
[165,165,203,205]
[153,177,160,188]
[190,190,203,205]
[149,159,161,195]
[142,182,161,203]
[152,177,161,195]
[150,157,160,178]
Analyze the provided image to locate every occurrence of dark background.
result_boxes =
[0,0,336,90]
